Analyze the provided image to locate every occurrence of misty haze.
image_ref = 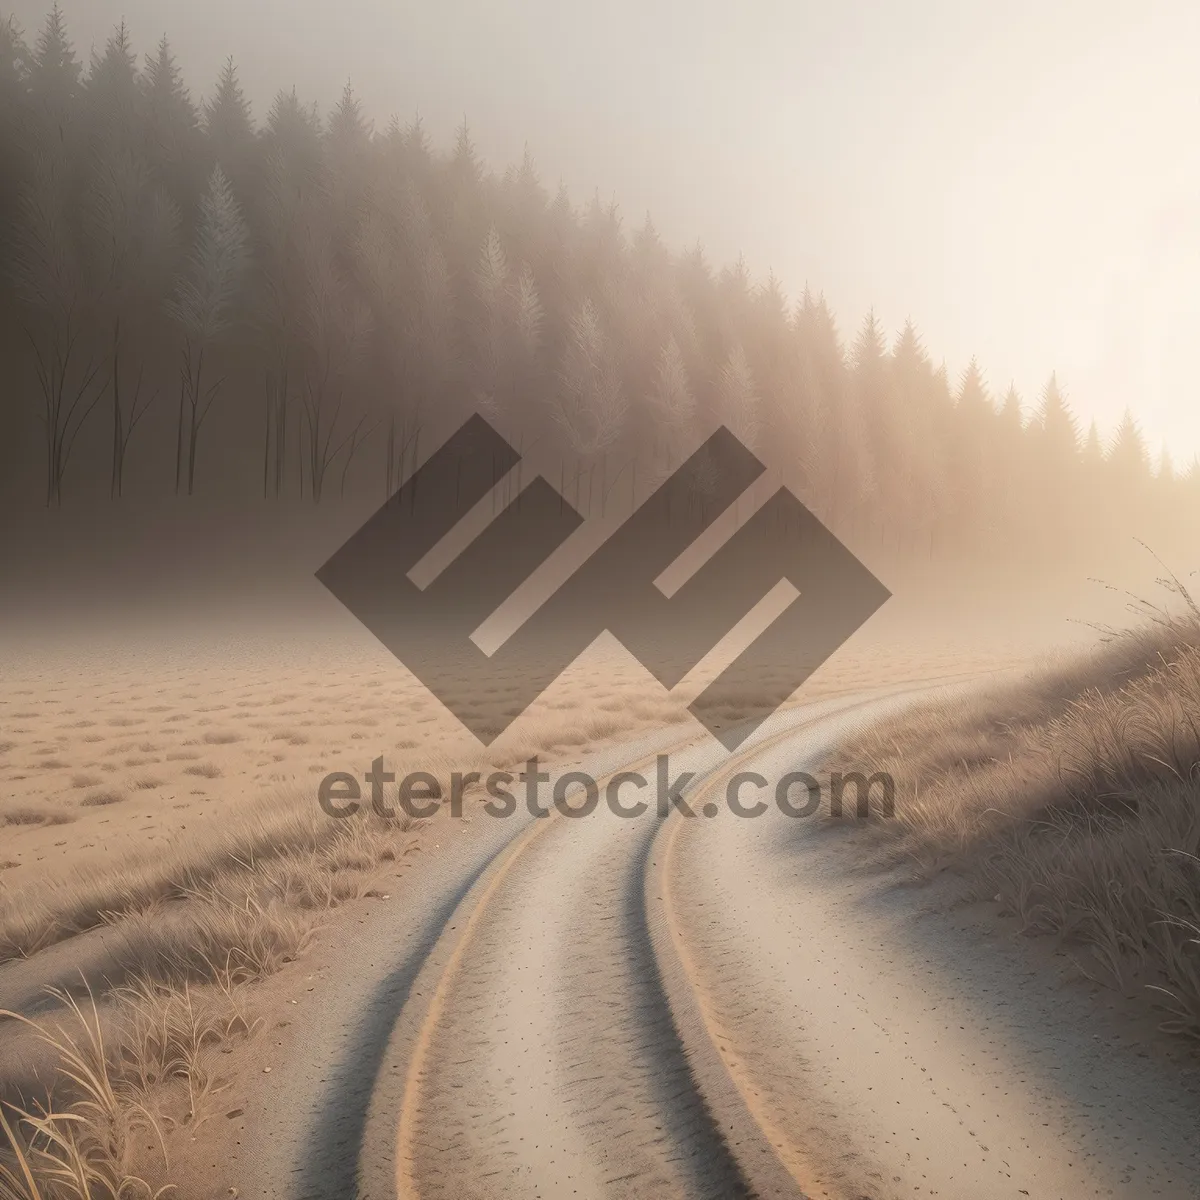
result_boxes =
[0,4,1198,1199]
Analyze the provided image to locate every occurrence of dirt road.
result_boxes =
[246,686,1200,1199]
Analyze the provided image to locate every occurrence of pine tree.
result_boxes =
[295,221,374,502]
[28,3,80,129]
[141,35,192,122]
[716,254,752,340]
[450,118,481,190]
[401,113,433,179]
[554,297,626,460]
[166,164,250,493]
[86,19,139,141]
[472,225,511,415]
[887,322,943,552]
[1036,372,1078,458]
[1108,408,1149,484]
[324,80,373,239]
[82,124,180,496]
[851,309,887,375]
[512,264,544,360]
[0,17,31,214]
[716,342,760,449]
[946,357,993,550]
[631,213,668,280]
[891,320,928,383]
[1081,419,1103,469]
[513,143,546,215]
[328,80,371,147]
[0,16,29,92]
[851,310,895,522]
[1000,385,1023,432]
[790,289,847,518]
[646,334,695,451]
[956,357,989,413]
[139,36,200,206]
[204,58,254,175]
[265,88,322,178]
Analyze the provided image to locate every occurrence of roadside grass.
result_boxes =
[0,797,422,1197]
[831,576,1200,1041]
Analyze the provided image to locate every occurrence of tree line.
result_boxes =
[1,5,1195,570]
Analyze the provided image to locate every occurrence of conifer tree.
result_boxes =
[85,19,138,144]
[948,357,993,550]
[28,3,80,131]
[1081,419,1103,469]
[203,58,255,187]
[1036,372,1079,459]
[716,341,760,451]
[472,225,511,417]
[166,164,250,493]
[1108,408,1149,484]
[554,296,626,461]
[139,36,200,208]
[0,17,31,216]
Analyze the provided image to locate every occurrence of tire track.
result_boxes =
[367,689,921,1199]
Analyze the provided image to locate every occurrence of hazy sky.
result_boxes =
[12,0,1200,461]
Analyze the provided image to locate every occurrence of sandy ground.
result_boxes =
[0,585,1041,915]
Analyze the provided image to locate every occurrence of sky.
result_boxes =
[11,0,1200,463]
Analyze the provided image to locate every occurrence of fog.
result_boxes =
[9,0,1200,459]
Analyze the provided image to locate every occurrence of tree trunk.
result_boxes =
[174,374,186,496]
[110,324,123,499]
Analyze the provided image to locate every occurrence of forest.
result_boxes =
[1,5,1196,573]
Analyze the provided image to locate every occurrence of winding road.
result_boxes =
[245,684,1200,1200]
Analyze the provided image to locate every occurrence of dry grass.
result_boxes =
[0,793,421,962]
[180,763,220,780]
[0,808,73,831]
[0,965,266,1199]
[80,792,125,810]
[0,986,173,1199]
[0,796,426,1197]
[833,581,1200,1040]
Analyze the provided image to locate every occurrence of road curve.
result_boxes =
[250,679,1200,1199]
[358,687,941,1200]
[652,704,1200,1200]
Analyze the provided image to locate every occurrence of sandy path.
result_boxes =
[242,680,1200,1199]
[660,701,1200,1200]
[237,719,706,1199]
[357,690,909,1200]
